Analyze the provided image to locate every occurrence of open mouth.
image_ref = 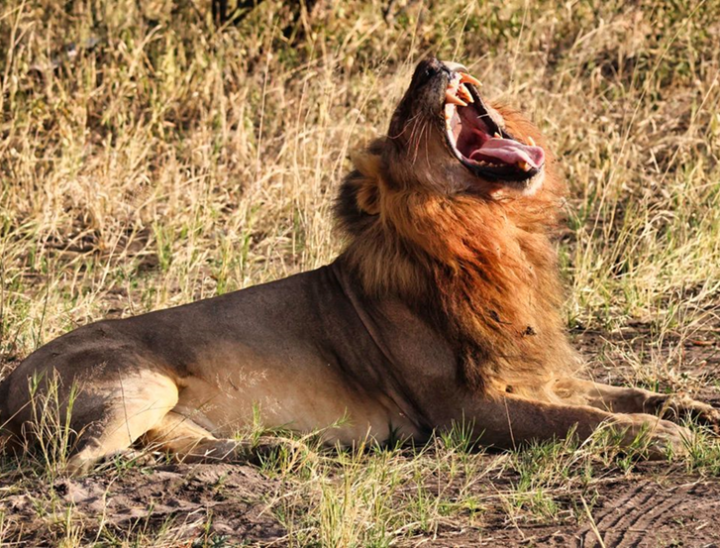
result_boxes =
[443,71,545,184]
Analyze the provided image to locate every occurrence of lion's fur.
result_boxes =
[336,104,580,399]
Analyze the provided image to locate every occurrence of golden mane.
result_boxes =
[336,105,581,399]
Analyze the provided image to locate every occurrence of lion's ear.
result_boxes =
[355,176,381,215]
[350,149,383,216]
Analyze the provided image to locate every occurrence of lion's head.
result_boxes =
[382,57,548,198]
[338,58,563,233]
[337,57,563,276]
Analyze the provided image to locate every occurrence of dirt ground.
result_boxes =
[2,327,720,547]
[3,461,720,547]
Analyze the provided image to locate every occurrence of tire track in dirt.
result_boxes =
[577,481,720,547]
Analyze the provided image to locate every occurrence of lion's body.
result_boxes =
[1,263,436,464]
[1,58,717,473]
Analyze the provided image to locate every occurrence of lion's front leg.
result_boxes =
[447,393,690,459]
[553,377,720,431]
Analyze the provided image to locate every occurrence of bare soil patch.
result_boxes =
[3,458,720,546]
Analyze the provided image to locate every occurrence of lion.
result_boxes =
[1,58,718,475]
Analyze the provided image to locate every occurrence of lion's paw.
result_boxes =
[648,395,720,433]
[613,414,691,460]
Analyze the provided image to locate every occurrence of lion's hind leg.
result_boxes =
[64,372,179,475]
[143,412,285,464]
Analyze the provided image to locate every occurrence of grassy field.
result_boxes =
[2,0,720,545]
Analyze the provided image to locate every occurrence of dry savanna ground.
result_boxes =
[2,0,720,546]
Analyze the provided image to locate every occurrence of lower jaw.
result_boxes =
[488,169,545,198]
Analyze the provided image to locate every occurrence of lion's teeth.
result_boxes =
[459,73,482,87]
[527,136,536,147]
[457,84,473,103]
[518,160,530,171]
[494,132,502,139]
[445,90,467,107]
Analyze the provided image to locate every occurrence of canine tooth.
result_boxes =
[445,90,467,107]
[460,73,482,87]
[457,84,474,103]
[518,160,530,171]
[494,132,502,139]
[527,136,536,146]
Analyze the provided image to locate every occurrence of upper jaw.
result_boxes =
[437,63,546,187]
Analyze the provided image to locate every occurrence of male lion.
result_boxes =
[1,58,718,474]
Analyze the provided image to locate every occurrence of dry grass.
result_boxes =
[2,0,720,545]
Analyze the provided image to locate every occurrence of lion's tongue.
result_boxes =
[469,138,545,168]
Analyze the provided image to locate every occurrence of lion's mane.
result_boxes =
[335,105,581,400]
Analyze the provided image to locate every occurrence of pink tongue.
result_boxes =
[470,138,545,168]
